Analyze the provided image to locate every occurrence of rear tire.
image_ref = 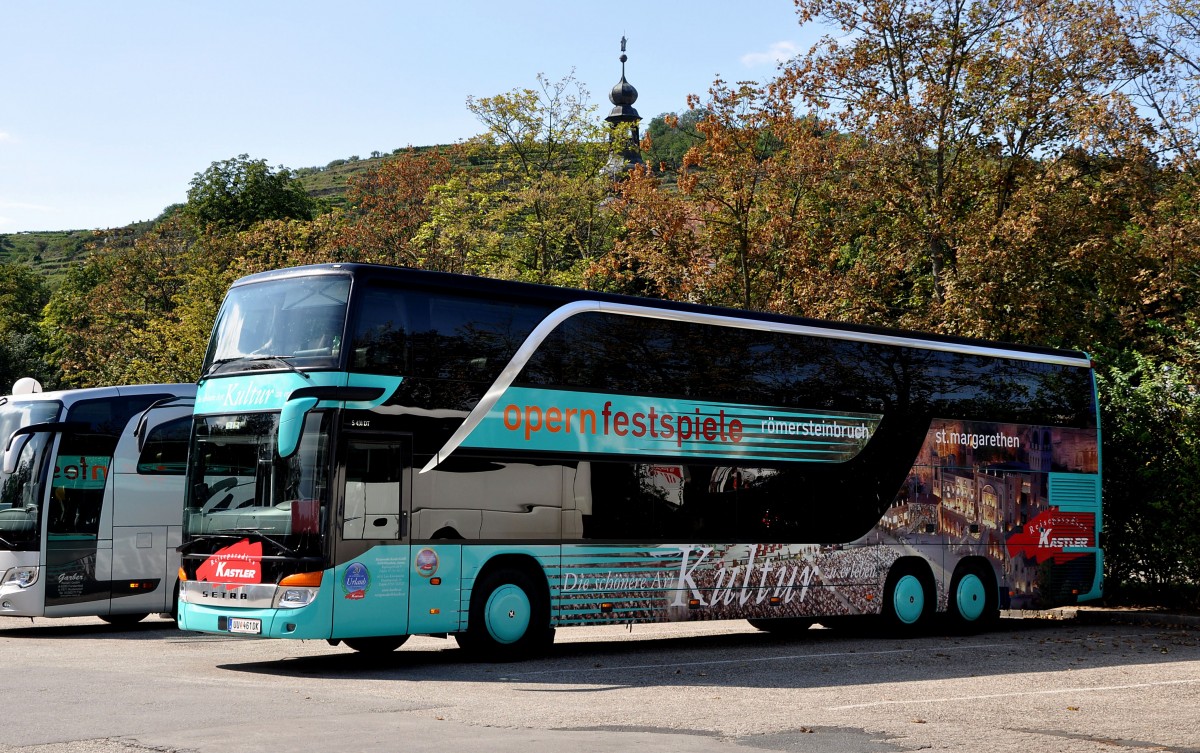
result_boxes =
[344,636,409,654]
[747,617,813,635]
[949,563,999,633]
[459,567,551,661]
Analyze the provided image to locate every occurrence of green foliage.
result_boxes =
[183,154,315,232]
[0,261,59,409]
[9,1,1200,603]
[643,109,706,172]
[418,73,619,285]
[41,222,198,386]
[0,263,50,338]
[0,331,58,394]
[1097,352,1200,599]
[0,230,92,283]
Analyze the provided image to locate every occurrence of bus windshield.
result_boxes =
[0,399,62,550]
[203,274,351,374]
[184,410,332,557]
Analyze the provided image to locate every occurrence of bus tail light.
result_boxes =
[178,567,188,582]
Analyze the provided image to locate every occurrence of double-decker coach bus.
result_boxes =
[1,381,195,623]
[177,263,1101,656]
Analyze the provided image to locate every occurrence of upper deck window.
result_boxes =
[204,275,351,372]
[349,283,551,382]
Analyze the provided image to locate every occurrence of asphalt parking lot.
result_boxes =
[1,610,1198,753]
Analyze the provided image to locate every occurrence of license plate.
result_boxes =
[227,617,261,635]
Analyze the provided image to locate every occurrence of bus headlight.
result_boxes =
[273,571,322,609]
[275,587,318,608]
[1,566,39,588]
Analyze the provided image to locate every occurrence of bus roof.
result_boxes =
[0,383,196,407]
[229,263,1092,366]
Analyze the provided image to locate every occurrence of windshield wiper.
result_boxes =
[227,528,303,558]
[176,534,245,554]
[178,531,304,559]
[0,533,17,548]
[201,355,312,381]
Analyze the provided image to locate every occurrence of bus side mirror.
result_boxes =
[2,422,76,474]
[276,386,387,459]
[277,397,319,459]
[2,433,30,474]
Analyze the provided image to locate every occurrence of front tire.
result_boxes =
[100,613,148,626]
[344,636,409,654]
[882,562,934,635]
[457,567,551,661]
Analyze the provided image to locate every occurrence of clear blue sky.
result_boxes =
[1,1,826,234]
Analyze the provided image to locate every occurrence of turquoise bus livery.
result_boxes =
[176,264,1101,657]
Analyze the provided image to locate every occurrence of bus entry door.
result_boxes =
[332,436,411,641]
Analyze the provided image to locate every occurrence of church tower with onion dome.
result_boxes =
[602,36,644,177]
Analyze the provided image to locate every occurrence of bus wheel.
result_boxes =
[343,636,409,654]
[100,613,147,626]
[949,563,999,634]
[882,563,933,635]
[747,617,813,635]
[460,567,551,661]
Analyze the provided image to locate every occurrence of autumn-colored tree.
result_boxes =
[783,0,1144,337]
[42,221,195,385]
[1126,0,1200,173]
[419,73,619,286]
[602,80,860,316]
[336,147,456,267]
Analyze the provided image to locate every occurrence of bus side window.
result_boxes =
[136,417,190,475]
[350,288,410,373]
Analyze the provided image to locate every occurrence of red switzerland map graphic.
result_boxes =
[196,539,263,588]
[1006,510,1095,564]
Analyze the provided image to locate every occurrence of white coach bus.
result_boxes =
[0,380,195,623]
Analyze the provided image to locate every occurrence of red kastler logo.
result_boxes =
[196,539,263,589]
[1006,510,1095,564]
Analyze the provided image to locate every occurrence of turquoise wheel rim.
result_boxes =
[892,574,926,625]
[484,583,531,644]
[955,573,986,622]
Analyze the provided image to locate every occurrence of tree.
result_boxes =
[0,262,50,338]
[783,0,1143,326]
[183,154,315,232]
[419,73,619,286]
[337,148,457,266]
[1126,0,1200,173]
[0,331,58,394]
[602,80,850,315]
[1098,352,1200,595]
[41,222,195,386]
[0,263,56,391]
[643,109,707,172]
